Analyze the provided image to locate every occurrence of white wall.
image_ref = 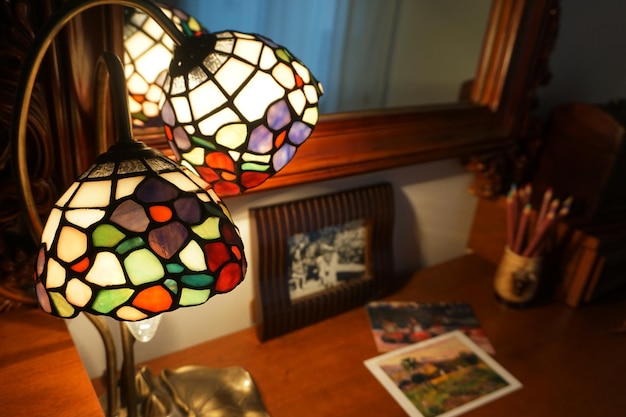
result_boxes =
[67,159,478,378]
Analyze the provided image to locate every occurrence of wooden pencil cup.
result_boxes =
[494,247,542,306]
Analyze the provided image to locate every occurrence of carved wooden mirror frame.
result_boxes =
[0,0,558,307]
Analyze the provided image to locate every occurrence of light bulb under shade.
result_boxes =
[34,141,246,321]
[124,3,207,127]
[161,31,324,197]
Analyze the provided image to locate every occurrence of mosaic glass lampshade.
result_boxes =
[124,3,207,127]
[160,31,324,197]
[33,138,246,322]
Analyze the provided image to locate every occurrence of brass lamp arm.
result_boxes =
[10,0,185,241]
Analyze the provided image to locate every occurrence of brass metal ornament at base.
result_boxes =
[103,366,270,417]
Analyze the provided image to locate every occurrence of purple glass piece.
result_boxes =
[111,200,150,232]
[267,100,291,130]
[272,144,295,171]
[148,222,189,259]
[161,100,175,125]
[174,197,201,223]
[174,126,191,151]
[248,125,273,153]
[137,178,179,203]
[287,121,312,145]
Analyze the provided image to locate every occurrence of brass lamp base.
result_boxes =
[101,365,270,417]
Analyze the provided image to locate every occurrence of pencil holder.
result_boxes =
[494,247,542,306]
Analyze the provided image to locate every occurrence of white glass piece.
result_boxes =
[214,38,234,54]
[288,90,307,116]
[302,107,319,125]
[56,182,79,206]
[228,150,241,161]
[214,58,254,95]
[171,96,192,123]
[183,148,206,166]
[242,153,271,163]
[198,108,240,136]
[41,208,62,249]
[179,240,207,271]
[259,46,277,70]
[127,73,149,95]
[188,81,227,120]
[125,315,162,343]
[171,75,186,95]
[233,32,254,40]
[188,66,208,90]
[117,306,147,322]
[272,63,295,89]
[115,176,145,200]
[57,226,87,263]
[146,83,163,102]
[129,98,142,113]
[161,171,201,192]
[142,16,166,40]
[135,43,172,82]
[45,258,66,289]
[86,252,126,286]
[143,101,159,117]
[125,31,153,59]
[292,61,310,83]
[234,72,284,122]
[234,39,262,65]
[68,181,111,208]
[216,123,247,149]
[66,209,106,229]
[66,278,92,307]
[304,84,319,104]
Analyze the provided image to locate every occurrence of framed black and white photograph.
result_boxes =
[251,183,395,341]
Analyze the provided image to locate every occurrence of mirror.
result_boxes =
[167,0,493,114]
[132,0,559,194]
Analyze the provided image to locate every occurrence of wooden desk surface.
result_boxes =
[143,254,626,417]
[0,307,104,417]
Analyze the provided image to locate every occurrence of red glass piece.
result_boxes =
[275,131,286,148]
[231,245,242,261]
[215,262,243,292]
[295,74,304,88]
[214,181,241,197]
[149,205,173,222]
[241,171,270,189]
[133,286,173,313]
[205,152,235,172]
[221,172,237,181]
[204,241,230,271]
[71,256,90,273]
[196,166,220,184]
[164,124,173,140]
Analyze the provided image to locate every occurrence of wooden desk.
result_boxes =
[143,254,626,417]
[0,307,104,417]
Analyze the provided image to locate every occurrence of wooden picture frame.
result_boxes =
[251,183,396,341]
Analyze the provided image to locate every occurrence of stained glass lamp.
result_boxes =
[161,31,324,196]
[124,2,207,126]
[34,136,246,322]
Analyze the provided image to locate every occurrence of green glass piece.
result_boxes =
[191,135,217,150]
[166,263,185,273]
[124,249,165,285]
[179,288,211,306]
[276,48,291,63]
[92,288,134,314]
[164,278,179,294]
[117,237,145,254]
[181,274,214,288]
[241,162,269,172]
[49,292,75,318]
[191,217,221,240]
[93,224,126,247]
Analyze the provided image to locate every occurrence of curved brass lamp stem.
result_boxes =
[11,0,184,240]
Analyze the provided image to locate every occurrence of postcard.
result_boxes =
[364,331,522,417]
[365,301,495,354]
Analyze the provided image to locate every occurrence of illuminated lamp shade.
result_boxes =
[33,139,246,322]
[160,31,324,197]
[124,3,207,127]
